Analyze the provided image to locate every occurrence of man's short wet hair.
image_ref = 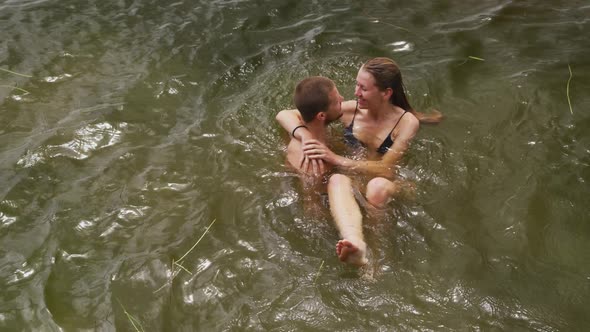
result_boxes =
[293,76,335,123]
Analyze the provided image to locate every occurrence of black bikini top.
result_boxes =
[343,102,407,154]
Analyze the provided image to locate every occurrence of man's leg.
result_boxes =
[327,174,368,266]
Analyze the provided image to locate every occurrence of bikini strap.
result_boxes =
[394,111,407,129]
[350,100,359,125]
[388,111,407,134]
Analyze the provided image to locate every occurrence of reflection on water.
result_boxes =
[1,0,590,330]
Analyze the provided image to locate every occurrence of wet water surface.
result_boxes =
[1,0,590,330]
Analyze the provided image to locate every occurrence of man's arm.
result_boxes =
[275,109,313,141]
[286,141,325,190]
[276,108,324,175]
[276,100,357,139]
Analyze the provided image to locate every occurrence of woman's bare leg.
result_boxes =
[328,174,368,266]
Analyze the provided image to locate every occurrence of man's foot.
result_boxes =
[336,239,368,266]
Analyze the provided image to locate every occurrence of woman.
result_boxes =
[276,57,441,265]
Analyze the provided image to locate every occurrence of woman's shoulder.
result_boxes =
[403,110,419,123]
[398,110,420,135]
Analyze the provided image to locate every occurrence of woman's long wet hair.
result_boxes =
[363,57,412,111]
[362,57,442,123]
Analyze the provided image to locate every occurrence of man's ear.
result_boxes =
[316,112,327,121]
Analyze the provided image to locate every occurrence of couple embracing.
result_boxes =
[277,57,442,266]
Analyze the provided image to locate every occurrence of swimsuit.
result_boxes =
[344,102,407,154]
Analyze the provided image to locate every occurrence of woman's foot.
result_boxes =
[336,239,368,266]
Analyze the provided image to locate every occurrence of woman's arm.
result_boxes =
[303,115,419,178]
[302,140,395,178]
[411,108,443,124]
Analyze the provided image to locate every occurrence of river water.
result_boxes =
[1,0,589,331]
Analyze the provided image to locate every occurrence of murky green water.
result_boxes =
[1,0,589,330]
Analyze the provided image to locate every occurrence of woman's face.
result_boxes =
[354,69,384,109]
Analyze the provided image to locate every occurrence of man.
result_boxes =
[281,77,368,266]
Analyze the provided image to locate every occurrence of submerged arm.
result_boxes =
[411,108,444,124]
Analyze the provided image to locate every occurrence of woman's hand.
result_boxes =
[302,139,341,165]
[414,108,443,124]
[298,152,325,176]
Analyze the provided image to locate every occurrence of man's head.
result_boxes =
[294,76,343,124]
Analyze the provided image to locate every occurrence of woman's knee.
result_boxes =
[366,177,395,208]
[328,173,352,189]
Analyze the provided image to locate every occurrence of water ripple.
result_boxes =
[74,219,95,233]
[0,0,51,10]
[0,211,17,227]
[16,121,127,167]
[43,73,73,83]
[0,0,588,330]
[117,205,149,223]
[389,40,414,53]
[60,250,90,262]
[266,190,298,209]
[7,261,37,285]
[237,240,257,252]
[152,182,191,192]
